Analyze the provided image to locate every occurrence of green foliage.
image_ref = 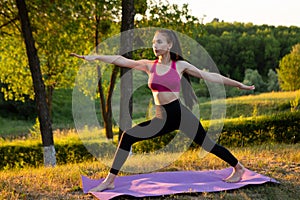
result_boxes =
[0,145,44,170]
[0,36,34,102]
[0,138,116,170]
[134,0,147,14]
[242,69,267,94]
[267,69,280,92]
[0,92,36,120]
[137,0,203,38]
[219,112,300,146]
[0,0,121,114]
[29,117,41,139]
[277,43,300,91]
[290,92,300,112]
[1,0,300,112]
[200,22,300,83]
[1,0,300,104]
[132,112,300,153]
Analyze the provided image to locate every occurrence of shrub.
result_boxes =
[1,112,299,170]
[219,111,300,146]
[132,112,300,152]
[0,141,116,170]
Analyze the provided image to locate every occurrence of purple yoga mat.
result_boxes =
[82,168,279,200]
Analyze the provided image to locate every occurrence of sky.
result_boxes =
[168,0,300,27]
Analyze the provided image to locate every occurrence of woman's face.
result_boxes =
[152,32,172,57]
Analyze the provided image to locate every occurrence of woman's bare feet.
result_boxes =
[89,173,116,192]
[224,162,245,183]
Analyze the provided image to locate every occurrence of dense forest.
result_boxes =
[1,0,300,118]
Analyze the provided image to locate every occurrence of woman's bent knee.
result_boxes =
[118,131,139,151]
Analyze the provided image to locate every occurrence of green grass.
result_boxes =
[0,89,75,138]
[0,116,33,138]
[1,90,299,138]
[0,143,299,199]
[198,90,299,120]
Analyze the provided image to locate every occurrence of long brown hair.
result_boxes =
[155,29,197,110]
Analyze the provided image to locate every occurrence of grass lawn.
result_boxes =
[0,143,299,200]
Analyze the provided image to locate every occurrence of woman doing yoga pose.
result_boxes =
[71,29,255,192]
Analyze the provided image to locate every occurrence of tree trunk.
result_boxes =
[95,11,115,139]
[118,0,135,139]
[46,85,54,121]
[106,66,119,139]
[16,0,56,166]
[97,64,117,140]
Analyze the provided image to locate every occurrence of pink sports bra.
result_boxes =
[148,60,181,92]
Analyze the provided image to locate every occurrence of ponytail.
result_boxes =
[181,72,197,110]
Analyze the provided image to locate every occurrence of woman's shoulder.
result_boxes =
[175,60,190,69]
[139,59,157,64]
[175,60,188,64]
[137,59,157,72]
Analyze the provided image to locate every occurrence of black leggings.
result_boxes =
[110,99,238,175]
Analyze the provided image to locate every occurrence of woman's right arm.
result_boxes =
[70,53,149,72]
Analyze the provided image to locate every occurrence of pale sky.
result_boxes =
[168,0,300,27]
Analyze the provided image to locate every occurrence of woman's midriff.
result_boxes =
[152,91,180,105]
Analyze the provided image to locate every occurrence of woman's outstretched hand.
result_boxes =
[70,53,96,61]
[238,84,255,90]
[70,53,84,59]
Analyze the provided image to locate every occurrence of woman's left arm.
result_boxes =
[182,61,255,90]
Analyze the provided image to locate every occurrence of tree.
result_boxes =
[242,69,266,94]
[1,0,122,139]
[73,0,145,140]
[0,0,90,119]
[138,0,201,35]
[15,0,56,166]
[0,0,34,102]
[277,43,300,91]
[69,1,146,140]
[266,69,279,92]
[118,0,135,139]
[93,0,121,139]
[30,1,84,119]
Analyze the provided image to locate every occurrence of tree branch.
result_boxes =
[0,16,19,29]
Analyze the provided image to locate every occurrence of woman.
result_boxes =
[71,29,255,192]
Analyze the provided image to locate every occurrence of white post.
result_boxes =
[43,145,56,167]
